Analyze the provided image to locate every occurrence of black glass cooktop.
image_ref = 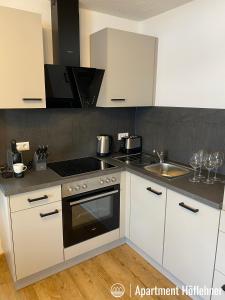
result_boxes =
[48,157,115,177]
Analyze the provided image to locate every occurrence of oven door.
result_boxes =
[62,185,120,248]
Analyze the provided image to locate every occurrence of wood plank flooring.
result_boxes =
[0,244,190,299]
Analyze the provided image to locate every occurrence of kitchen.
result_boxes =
[0,0,225,299]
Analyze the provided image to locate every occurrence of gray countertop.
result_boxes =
[0,155,224,209]
[0,163,124,196]
[104,156,225,210]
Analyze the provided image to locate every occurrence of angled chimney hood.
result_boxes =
[45,0,104,108]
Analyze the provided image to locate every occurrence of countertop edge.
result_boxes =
[0,166,125,197]
[125,167,223,210]
[0,156,223,210]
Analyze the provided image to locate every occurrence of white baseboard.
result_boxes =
[64,229,120,260]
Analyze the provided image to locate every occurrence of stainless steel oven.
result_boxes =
[62,173,120,248]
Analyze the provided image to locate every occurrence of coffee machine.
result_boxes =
[7,139,23,168]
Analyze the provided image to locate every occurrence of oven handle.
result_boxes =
[69,190,119,206]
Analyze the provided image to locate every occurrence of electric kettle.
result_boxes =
[96,135,112,157]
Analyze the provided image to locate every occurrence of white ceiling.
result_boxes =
[79,0,193,21]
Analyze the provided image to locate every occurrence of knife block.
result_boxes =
[33,153,47,171]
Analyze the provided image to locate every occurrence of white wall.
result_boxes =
[140,0,225,108]
[0,0,139,66]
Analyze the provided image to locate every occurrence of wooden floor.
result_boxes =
[0,244,190,300]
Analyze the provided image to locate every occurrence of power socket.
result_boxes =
[16,142,30,152]
[118,132,129,141]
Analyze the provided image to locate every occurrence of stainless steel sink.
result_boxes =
[144,162,191,179]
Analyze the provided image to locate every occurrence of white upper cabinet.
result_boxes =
[91,28,157,107]
[0,6,46,108]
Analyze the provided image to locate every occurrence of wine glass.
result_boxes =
[189,153,201,183]
[203,153,216,184]
[212,152,224,182]
[197,149,205,179]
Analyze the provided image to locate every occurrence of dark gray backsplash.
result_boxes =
[135,107,225,173]
[0,108,135,165]
[1,106,225,173]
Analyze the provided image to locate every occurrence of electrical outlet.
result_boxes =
[16,142,30,152]
[118,132,129,141]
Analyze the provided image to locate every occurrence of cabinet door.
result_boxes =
[0,6,45,108]
[212,271,225,300]
[164,190,220,299]
[91,28,157,107]
[120,171,131,239]
[215,231,225,275]
[11,202,64,279]
[130,174,166,264]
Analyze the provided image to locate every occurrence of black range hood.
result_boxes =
[45,0,104,108]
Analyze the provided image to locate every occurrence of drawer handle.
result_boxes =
[111,98,126,101]
[221,285,225,292]
[28,195,48,203]
[146,187,162,196]
[40,209,59,218]
[23,98,42,101]
[179,202,199,213]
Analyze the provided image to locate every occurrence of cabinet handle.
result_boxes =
[40,209,59,218]
[23,98,42,101]
[179,202,199,213]
[221,285,225,292]
[111,99,126,101]
[28,195,48,203]
[146,187,162,196]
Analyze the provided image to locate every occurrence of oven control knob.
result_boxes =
[111,177,116,182]
[82,184,87,189]
[68,187,73,192]
[106,178,110,183]
[100,179,104,184]
[75,185,81,191]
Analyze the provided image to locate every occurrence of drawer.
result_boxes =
[10,186,61,212]
[212,271,225,299]
[216,231,225,275]
[220,210,225,233]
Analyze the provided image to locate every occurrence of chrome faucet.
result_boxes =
[153,149,165,163]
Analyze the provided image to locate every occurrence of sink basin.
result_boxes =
[144,163,191,179]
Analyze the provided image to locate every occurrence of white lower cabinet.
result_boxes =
[11,201,64,280]
[215,231,225,275]
[212,271,225,299]
[130,174,166,264]
[164,189,220,300]
[213,211,225,298]
[120,171,131,239]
